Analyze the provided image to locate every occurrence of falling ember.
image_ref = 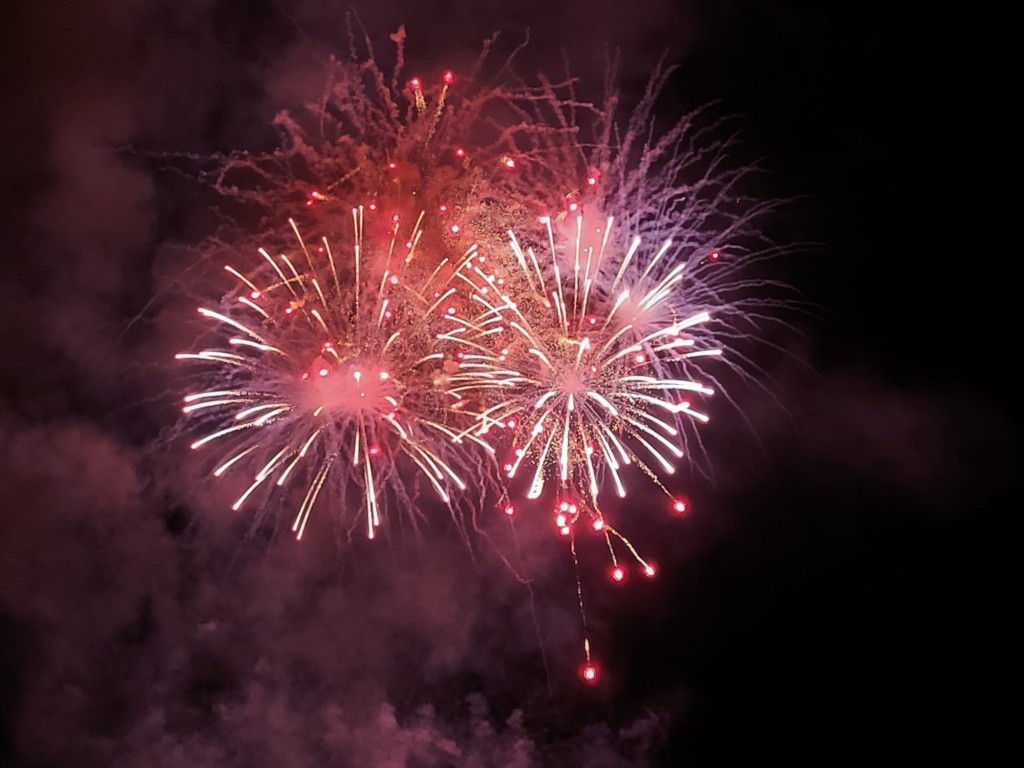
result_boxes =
[579,662,599,684]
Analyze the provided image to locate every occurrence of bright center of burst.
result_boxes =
[556,366,589,397]
[301,361,398,417]
[546,337,599,401]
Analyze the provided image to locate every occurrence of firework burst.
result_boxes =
[177,210,494,540]
[449,214,712,557]
[167,23,796,682]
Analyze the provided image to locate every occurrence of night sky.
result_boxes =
[0,2,1013,766]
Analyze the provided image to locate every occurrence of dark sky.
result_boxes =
[0,1,1013,766]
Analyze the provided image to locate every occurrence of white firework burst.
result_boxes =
[448,214,712,537]
[177,209,493,539]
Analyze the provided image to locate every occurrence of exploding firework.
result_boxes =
[454,215,713,512]
[442,212,717,592]
[177,211,494,540]
[171,21,794,682]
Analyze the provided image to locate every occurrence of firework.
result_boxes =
[177,210,493,539]
[171,22,792,682]
[448,214,711,559]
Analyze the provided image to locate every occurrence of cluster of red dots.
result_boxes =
[498,495,690,585]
